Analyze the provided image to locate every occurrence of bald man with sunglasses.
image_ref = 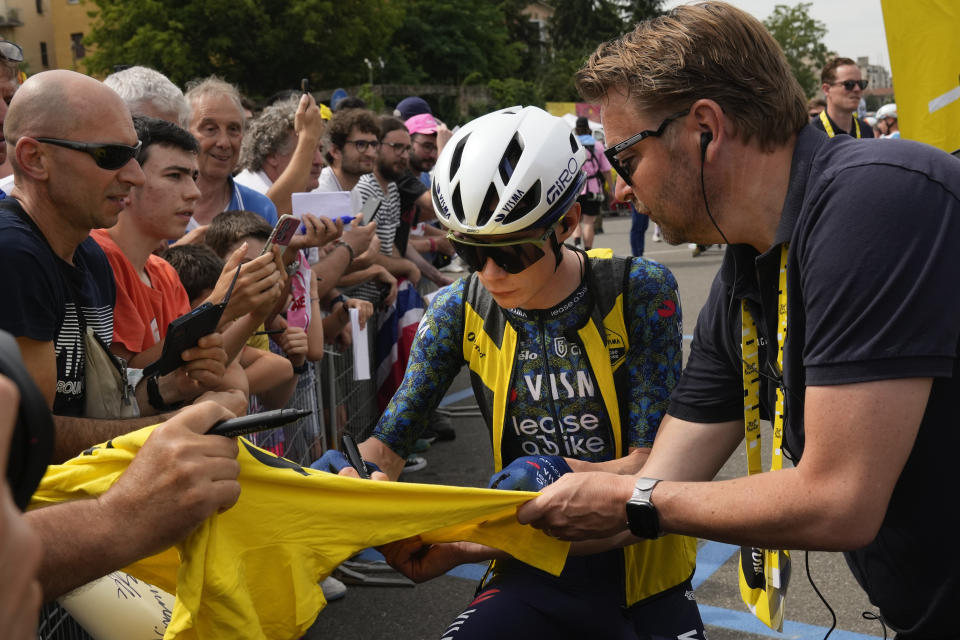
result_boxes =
[0,70,241,461]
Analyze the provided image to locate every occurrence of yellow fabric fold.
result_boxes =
[30,426,569,640]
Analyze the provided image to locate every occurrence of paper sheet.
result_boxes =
[350,308,370,380]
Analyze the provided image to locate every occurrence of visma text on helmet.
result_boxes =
[546,158,580,205]
[494,189,526,221]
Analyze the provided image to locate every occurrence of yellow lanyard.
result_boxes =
[819,110,861,139]
[738,244,790,631]
[741,244,788,473]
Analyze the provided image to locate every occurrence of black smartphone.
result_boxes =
[207,408,312,438]
[300,78,311,94]
[142,264,242,378]
[341,432,370,479]
[360,195,382,226]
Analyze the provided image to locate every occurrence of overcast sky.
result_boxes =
[661,0,890,69]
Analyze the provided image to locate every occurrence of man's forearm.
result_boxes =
[26,499,151,600]
[51,414,168,463]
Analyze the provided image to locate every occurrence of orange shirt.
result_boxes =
[92,230,190,355]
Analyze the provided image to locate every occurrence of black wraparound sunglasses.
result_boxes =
[831,79,868,91]
[447,221,562,274]
[604,110,689,187]
[35,138,142,170]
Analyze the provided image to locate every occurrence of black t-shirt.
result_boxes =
[669,127,960,638]
[810,111,875,138]
[0,198,116,416]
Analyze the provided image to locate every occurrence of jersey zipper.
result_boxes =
[537,314,565,455]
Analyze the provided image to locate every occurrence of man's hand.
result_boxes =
[287,214,341,255]
[340,220,377,266]
[381,538,491,583]
[0,376,42,639]
[373,267,398,306]
[489,455,572,492]
[294,92,325,141]
[515,471,636,541]
[98,401,242,558]
[214,244,285,325]
[435,123,453,154]
[344,297,374,329]
[192,388,248,417]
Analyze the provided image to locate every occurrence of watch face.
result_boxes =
[626,500,659,539]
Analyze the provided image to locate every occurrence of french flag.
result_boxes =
[375,279,425,410]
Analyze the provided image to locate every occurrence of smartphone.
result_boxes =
[359,195,382,226]
[142,264,242,378]
[301,78,310,94]
[207,408,312,438]
[261,214,300,255]
[341,432,370,479]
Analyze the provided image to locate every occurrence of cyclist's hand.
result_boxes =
[380,538,471,583]
[309,449,384,479]
[488,455,572,492]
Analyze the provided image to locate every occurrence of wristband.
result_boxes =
[334,239,355,265]
[291,361,309,375]
[146,375,183,412]
[330,293,348,310]
[428,237,437,252]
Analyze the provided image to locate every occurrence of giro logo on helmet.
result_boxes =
[546,157,580,205]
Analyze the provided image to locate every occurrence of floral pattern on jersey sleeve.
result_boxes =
[624,258,683,449]
[371,279,468,457]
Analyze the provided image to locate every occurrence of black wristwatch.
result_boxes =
[625,477,662,539]
[146,375,183,412]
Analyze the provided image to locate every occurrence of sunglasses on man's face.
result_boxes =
[447,223,560,274]
[832,79,868,91]
[35,138,142,170]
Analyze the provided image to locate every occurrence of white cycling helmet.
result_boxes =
[876,103,897,121]
[432,106,586,236]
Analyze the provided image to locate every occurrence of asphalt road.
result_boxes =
[306,215,889,640]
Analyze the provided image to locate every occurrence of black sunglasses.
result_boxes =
[604,110,689,187]
[35,137,142,170]
[447,223,560,274]
[0,41,23,62]
[832,79,868,91]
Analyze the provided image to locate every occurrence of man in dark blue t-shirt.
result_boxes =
[518,6,960,638]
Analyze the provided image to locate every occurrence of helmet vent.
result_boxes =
[498,135,524,184]
[476,183,500,228]
[449,134,470,181]
[452,184,466,224]
[569,133,579,153]
[502,180,541,226]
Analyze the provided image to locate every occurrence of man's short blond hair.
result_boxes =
[184,75,244,125]
[576,1,807,151]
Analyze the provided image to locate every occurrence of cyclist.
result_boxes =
[355,106,704,638]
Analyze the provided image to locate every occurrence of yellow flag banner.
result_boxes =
[881,0,960,151]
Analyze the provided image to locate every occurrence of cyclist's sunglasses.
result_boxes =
[447,222,561,274]
[35,137,142,170]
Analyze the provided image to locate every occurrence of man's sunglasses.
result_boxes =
[0,41,23,62]
[345,139,380,152]
[604,110,689,187]
[832,79,868,91]
[35,138,142,170]
[447,222,561,274]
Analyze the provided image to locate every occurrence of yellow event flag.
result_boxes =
[881,0,960,151]
[31,426,569,640]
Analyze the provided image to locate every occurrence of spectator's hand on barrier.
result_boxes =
[345,298,374,329]
[380,537,477,583]
[169,224,208,248]
[0,376,43,639]
[288,214,340,255]
[309,449,386,479]
[99,401,241,558]
[488,455,572,492]
[374,267,398,307]
[215,245,284,325]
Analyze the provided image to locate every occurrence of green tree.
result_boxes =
[488,77,543,109]
[763,2,832,97]
[84,0,402,97]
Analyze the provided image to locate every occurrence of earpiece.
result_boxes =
[700,131,712,157]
